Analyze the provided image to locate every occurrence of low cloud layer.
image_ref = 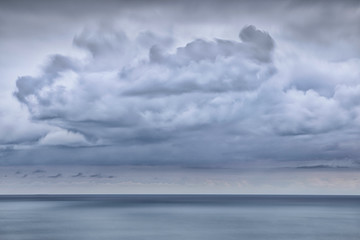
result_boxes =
[0,165,359,194]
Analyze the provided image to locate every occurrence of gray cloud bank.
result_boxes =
[1,0,360,168]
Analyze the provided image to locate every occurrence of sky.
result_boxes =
[0,0,360,194]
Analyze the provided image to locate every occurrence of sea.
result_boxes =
[0,195,359,240]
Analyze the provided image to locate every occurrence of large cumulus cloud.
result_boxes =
[14,26,276,143]
[12,24,360,166]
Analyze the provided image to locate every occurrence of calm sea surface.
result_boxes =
[0,195,359,240]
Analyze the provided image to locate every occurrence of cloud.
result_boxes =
[0,98,50,145]
[282,1,360,60]
[296,165,350,170]
[2,0,360,196]
[48,173,62,178]
[9,22,360,167]
[38,128,92,147]
[89,174,115,178]
[14,25,276,144]
[72,172,84,177]
[89,174,102,178]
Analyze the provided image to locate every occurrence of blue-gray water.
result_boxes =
[0,195,359,240]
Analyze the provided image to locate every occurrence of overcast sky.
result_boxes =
[0,0,360,194]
